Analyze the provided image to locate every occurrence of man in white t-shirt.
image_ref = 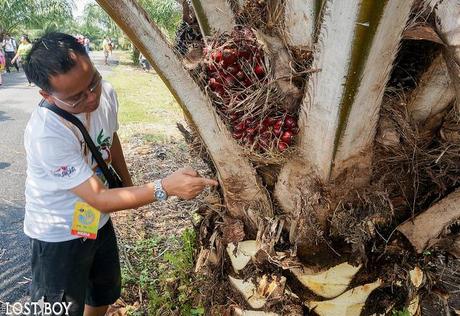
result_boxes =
[1,33,19,72]
[23,32,217,316]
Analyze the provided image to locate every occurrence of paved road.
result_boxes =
[0,51,117,304]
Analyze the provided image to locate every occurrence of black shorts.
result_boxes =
[30,219,121,316]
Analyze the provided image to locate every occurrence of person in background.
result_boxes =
[84,37,91,55]
[108,38,113,55]
[76,34,85,46]
[102,36,110,65]
[0,48,5,85]
[138,53,150,72]
[2,34,19,73]
[11,35,33,86]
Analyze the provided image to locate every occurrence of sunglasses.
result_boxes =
[52,71,102,108]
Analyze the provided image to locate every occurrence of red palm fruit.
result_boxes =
[262,117,276,127]
[243,134,255,144]
[211,50,223,62]
[224,75,236,87]
[284,115,297,129]
[273,125,283,136]
[257,121,267,133]
[281,131,294,144]
[254,64,265,76]
[238,47,251,60]
[260,131,272,142]
[226,65,240,75]
[246,127,257,136]
[223,48,237,67]
[274,119,283,130]
[244,78,252,87]
[232,131,244,139]
[215,50,223,62]
[234,121,246,132]
[215,87,225,97]
[209,78,222,91]
[278,142,288,152]
[259,137,271,150]
[207,63,218,73]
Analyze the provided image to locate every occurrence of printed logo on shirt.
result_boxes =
[93,129,112,164]
[52,165,76,178]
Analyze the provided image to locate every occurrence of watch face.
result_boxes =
[156,190,167,201]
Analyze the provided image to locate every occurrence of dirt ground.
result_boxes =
[109,131,214,314]
[113,134,211,235]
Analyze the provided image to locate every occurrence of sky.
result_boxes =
[74,0,94,18]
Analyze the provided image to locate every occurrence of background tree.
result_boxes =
[98,0,460,314]
[0,0,74,39]
[78,2,121,47]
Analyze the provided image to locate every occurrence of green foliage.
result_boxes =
[0,0,74,37]
[121,229,204,316]
[137,0,182,40]
[78,2,121,46]
[392,309,411,316]
[105,53,182,128]
[422,250,432,256]
[148,228,204,315]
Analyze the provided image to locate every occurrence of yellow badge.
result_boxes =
[71,202,101,239]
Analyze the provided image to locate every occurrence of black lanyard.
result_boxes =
[39,100,123,188]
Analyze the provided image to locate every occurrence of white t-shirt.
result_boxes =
[24,81,119,242]
[3,38,16,52]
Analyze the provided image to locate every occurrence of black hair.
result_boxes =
[24,32,88,91]
[22,35,31,44]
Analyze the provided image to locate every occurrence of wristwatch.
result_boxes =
[154,179,168,201]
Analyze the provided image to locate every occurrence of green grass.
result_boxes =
[121,229,205,316]
[107,66,182,125]
[105,51,183,141]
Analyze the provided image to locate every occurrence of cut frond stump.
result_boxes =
[290,262,362,299]
[227,240,260,272]
[233,308,280,316]
[397,189,460,253]
[306,279,383,316]
[229,274,286,309]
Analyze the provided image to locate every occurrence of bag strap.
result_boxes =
[39,99,120,188]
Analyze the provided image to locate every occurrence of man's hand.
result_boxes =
[162,167,218,200]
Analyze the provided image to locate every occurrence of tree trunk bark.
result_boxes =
[332,0,415,182]
[191,0,235,36]
[96,0,272,228]
[283,0,319,48]
[98,0,459,312]
[433,0,460,113]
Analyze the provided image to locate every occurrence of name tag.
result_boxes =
[71,202,101,239]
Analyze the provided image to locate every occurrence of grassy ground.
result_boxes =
[104,51,211,316]
[107,51,184,143]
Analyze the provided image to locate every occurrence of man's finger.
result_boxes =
[182,167,198,177]
[200,178,219,186]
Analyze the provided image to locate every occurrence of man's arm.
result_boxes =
[71,167,218,213]
[111,132,133,187]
